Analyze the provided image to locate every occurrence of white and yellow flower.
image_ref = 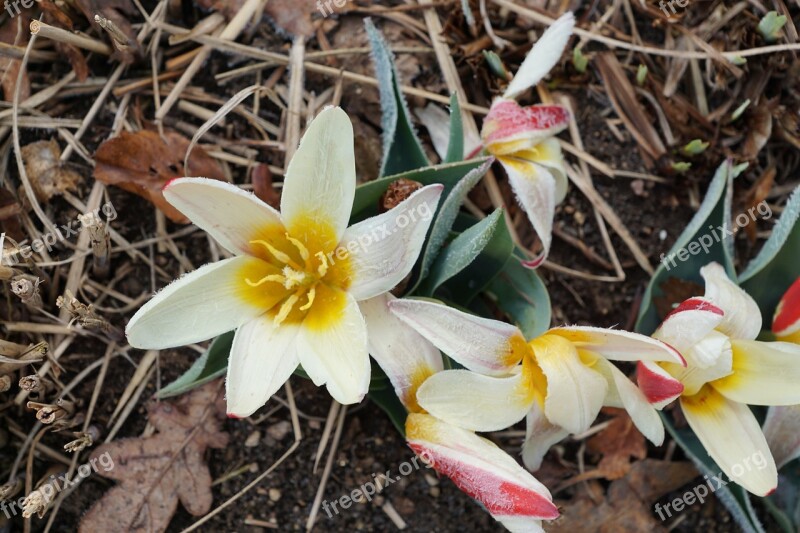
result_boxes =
[362,294,558,533]
[639,264,800,496]
[126,107,443,417]
[481,13,574,267]
[388,298,684,470]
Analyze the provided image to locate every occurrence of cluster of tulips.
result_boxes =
[123,12,800,532]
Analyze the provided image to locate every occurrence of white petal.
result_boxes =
[762,406,800,469]
[416,369,535,432]
[360,293,442,412]
[163,178,284,256]
[389,298,527,375]
[341,184,443,300]
[281,106,355,248]
[415,104,451,161]
[701,262,762,340]
[550,326,685,365]
[225,317,300,418]
[406,413,559,524]
[520,138,568,202]
[636,361,684,409]
[652,297,725,354]
[713,340,800,406]
[503,12,575,99]
[594,359,664,445]
[681,386,777,496]
[296,288,369,404]
[522,403,569,471]
[664,330,733,396]
[501,158,557,268]
[126,256,265,349]
[531,334,607,434]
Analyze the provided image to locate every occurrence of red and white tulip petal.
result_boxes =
[389,298,527,375]
[680,386,777,496]
[406,413,559,526]
[501,158,558,269]
[360,293,442,412]
[636,361,683,409]
[550,326,685,365]
[126,256,269,349]
[341,184,444,301]
[296,286,370,405]
[502,12,575,99]
[522,402,570,471]
[281,106,356,249]
[663,330,733,396]
[773,277,800,340]
[531,334,607,434]
[416,369,535,432]
[712,340,800,406]
[701,262,762,340]
[594,359,664,445]
[483,101,570,156]
[163,178,284,257]
[225,317,300,418]
[652,297,724,354]
[762,405,800,469]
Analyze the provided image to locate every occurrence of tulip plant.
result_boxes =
[123,11,800,533]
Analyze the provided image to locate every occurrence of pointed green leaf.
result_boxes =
[365,19,429,176]
[417,209,503,296]
[158,331,234,398]
[636,160,736,334]
[445,93,464,163]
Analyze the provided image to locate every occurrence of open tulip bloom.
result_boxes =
[362,293,559,533]
[126,107,443,417]
[388,298,684,470]
[638,263,800,496]
[480,12,574,268]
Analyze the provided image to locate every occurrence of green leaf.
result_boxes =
[572,47,588,73]
[368,366,407,436]
[758,11,787,42]
[662,413,765,533]
[350,157,490,222]
[740,186,800,322]
[482,250,551,338]
[413,159,492,289]
[445,93,464,163]
[365,19,429,177]
[636,160,736,334]
[417,209,503,296]
[158,331,234,398]
[438,211,515,305]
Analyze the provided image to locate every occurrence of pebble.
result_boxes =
[244,431,261,447]
[267,420,292,440]
[269,488,281,502]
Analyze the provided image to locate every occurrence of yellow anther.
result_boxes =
[316,250,329,278]
[273,291,302,325]
[282,266,311,289]
[285,234,310,266]
[245,274,286,287]
[251,240,302,270]
[299,286,316,311]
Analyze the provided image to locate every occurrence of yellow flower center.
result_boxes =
[238,219,352,328]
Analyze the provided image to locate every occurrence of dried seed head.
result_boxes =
[19,375,52,394]
[380,179,424,212]
[10,276,42,307]
[64,430,96,453]
[0,374,11,393]
[27,398,76,425]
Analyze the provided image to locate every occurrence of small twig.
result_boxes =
[29,20,112,55]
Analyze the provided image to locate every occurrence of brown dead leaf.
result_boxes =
[264,0,318,37]
[0,15,31,102]
[0,187,24,242]
[741,102,773,160]
[195,0,246,20]
[550,460,698,532]
[740,166,775,243]
[587,408,647,480]
[21,140,82,202]
[251,163,280,209]
[78,381,229,533]
[39,1,90,81]
[94,129,225,223]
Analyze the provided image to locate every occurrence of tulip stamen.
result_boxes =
[245,274,286,287]
[251,239,303,271]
